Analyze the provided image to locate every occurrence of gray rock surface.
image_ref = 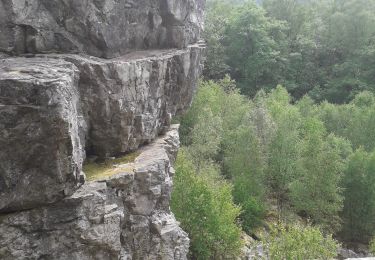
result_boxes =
[0,0,205,58]
[0,0,205,258]
[0,44,204,213]
[0,58,85,212]
[0,126,189,260]
[339,248,360,259]
[59,45,204,158]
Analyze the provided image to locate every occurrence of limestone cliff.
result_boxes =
[0,126,188,259]
[0,0,205,259]
[0,0,205,58]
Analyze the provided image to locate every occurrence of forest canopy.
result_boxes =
[171,0,375,258]
[204,0,375,103]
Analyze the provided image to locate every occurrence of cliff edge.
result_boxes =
[0,0,205,259]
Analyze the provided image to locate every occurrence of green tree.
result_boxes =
[217,79,268,232]
[171,150,243,259]
[265,87,302,219]
[290,118,345,232]
[223,124,266,232]
[203,1,234,79]
[189,107,223,169]
[224,2,286,96]
[307,0,375,102]
[178,77,233,146]
[180,77,268,233]
[203,0,375,102]
[316,92,375,152]
[370,237,375,254]
[341,149,375,243]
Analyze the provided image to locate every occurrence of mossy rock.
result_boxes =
[83,152,140,181]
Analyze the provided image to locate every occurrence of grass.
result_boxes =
[83,151,140,181]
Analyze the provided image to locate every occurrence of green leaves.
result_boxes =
[341,149,375,243]
[290,118,346,232]
[204,0,375,102]
[225,3,286,96]
[263,87,302,219]
[174,78,375,257]
[268,223,340,259]
[370,237,375,254]
[171,150,243,259]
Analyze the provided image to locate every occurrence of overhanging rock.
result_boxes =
[0,44,204,213]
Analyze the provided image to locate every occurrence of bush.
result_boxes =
[267,223,339,259]
[237,195,265,233]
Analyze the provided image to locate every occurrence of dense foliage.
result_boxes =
[341,149,375,243]
[268,224,339,259]
[171,150,243,259]
[204,0,375,102]
[173,79,375,258]
[371,237,375,254]
[171,0,375,258]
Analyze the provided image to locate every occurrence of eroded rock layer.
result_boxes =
[0,44,204,213]
[0,0,205,258]
[0,126,189,260]
[0,0,205,58]
[0,58,84,212]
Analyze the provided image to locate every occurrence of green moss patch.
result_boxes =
[83,152,140,181]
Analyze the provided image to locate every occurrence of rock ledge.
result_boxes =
[0,126,188,260]
[0,44,204,213]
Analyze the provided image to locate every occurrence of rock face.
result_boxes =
[61,47,203,158]
[0,0,205,258]
[0,0,205,58]
[0,44,204,213]
[0,58,84,212]
[0,126,190,260]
